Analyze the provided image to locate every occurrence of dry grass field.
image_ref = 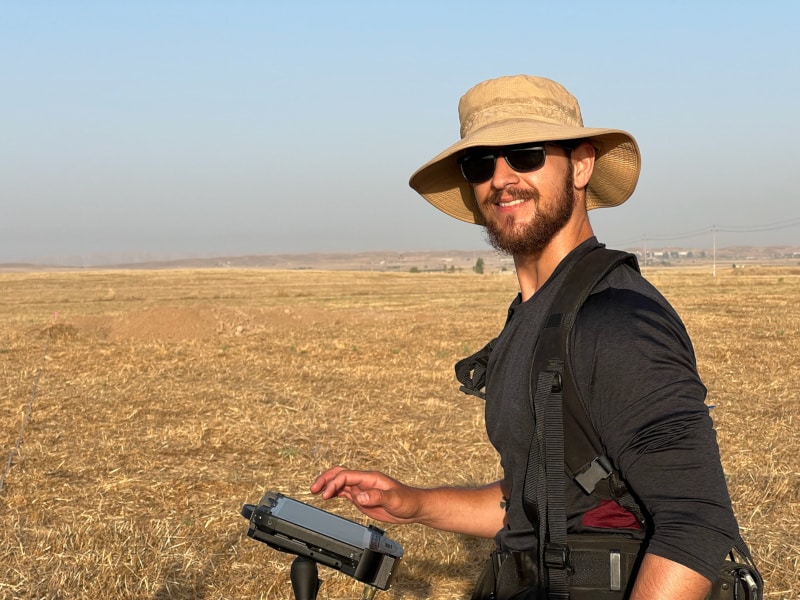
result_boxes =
[0,265,797,599]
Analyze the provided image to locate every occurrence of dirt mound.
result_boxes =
[40,323,80,340]
[69,305,328,342]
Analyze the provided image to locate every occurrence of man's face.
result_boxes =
[471,144,576,256]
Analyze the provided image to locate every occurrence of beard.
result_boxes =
[482,170,576,256]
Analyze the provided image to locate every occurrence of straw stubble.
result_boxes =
[0,267,796,598]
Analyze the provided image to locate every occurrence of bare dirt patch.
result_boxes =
[67,304,335,343]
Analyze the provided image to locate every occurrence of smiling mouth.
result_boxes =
[486,187,539,210]
[496,198,528,208]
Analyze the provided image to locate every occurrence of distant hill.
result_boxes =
[2,245,799,273]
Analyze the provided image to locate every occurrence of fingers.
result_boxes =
[310,466,373,500]
[353,486,391,510]
[309,465,347,496]
[310,467,420,524]
[310,467,399,503]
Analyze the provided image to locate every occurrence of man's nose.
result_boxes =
[490,155,520,188]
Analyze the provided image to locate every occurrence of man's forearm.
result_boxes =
[415,480,506,538]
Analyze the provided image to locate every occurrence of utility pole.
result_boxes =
[712,226,717,277]
[643,237,647,271]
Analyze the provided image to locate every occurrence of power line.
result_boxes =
[716,216,800,233]
[646,227,713,242]
[610,217,800,247]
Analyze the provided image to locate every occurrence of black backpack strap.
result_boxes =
[522,247,641,598]
[454,339,496,400]
[455,306,514,400]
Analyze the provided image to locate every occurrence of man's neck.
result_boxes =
[513,217,595,301]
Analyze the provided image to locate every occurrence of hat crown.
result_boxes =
[458,75,583,139]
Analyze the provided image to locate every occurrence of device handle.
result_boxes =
[290,556,320,600]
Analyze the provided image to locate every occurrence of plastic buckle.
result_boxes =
[738,569,759,600]
[544,543,569,569]
[574,455,613,495]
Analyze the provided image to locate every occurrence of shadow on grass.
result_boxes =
[389,535,493,599]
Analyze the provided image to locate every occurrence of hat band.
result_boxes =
[460,99,583,138]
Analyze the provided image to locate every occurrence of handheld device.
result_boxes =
[241,491,404,591]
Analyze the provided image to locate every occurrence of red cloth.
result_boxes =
[581,499,642,530]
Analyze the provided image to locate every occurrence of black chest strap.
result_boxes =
[522,247,642,599]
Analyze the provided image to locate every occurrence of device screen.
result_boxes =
[271,495,373,548]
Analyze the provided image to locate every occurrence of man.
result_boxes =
[311,75,739,599]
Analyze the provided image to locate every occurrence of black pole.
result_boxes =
[290,556,320,600]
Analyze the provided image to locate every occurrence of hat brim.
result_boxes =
[409,119,641,225]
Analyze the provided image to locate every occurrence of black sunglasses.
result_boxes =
[457,143,552,184]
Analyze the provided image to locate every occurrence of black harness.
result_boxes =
[456,247,762,599]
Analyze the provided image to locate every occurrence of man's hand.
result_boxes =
[310,466,423,524]
[311,466,506,538]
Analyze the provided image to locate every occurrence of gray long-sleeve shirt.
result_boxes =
[484,238,738,582]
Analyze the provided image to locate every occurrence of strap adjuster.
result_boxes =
[550,371,563,393]
[544,543,569,569]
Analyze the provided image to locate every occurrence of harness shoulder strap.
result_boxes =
[522,247,640,598]
[552,249,638,489]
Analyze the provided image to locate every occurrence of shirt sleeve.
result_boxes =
[573,286,739,582]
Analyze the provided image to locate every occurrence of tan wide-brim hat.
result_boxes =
[409,75,641,225]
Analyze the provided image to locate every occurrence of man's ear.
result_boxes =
[571,142,595,190]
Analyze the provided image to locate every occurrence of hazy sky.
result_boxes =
[2,0,799,264]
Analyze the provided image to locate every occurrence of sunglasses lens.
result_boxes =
[458,145,548,183]
[459,153,496,184]
[505,146,546,172]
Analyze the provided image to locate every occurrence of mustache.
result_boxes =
[485,187,540,205]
